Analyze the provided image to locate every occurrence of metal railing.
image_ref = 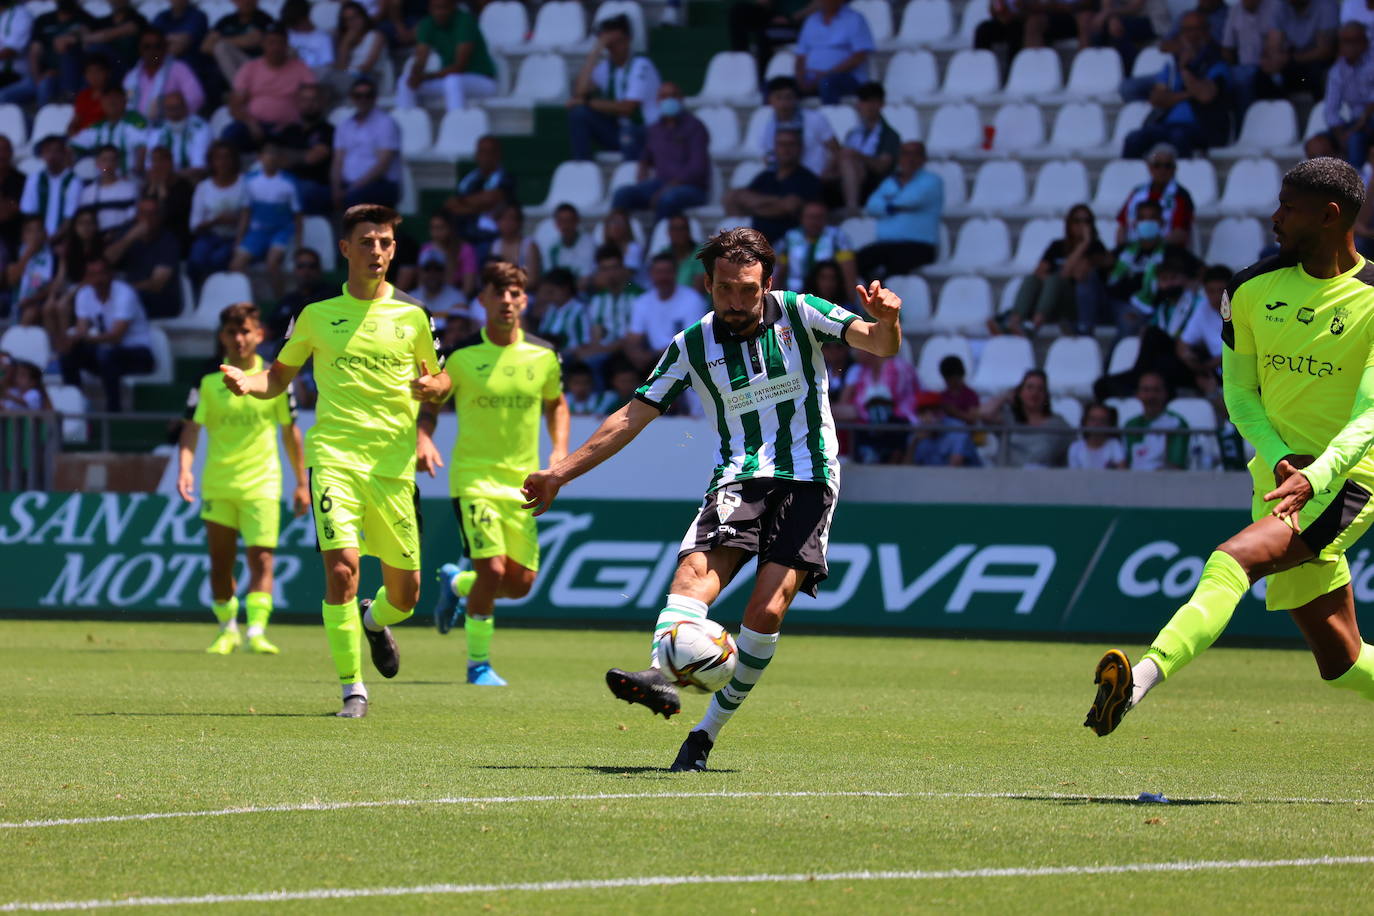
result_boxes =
[0,410,182,490]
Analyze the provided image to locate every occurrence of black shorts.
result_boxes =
[679,478,837,597]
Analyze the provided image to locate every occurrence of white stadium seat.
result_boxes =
[1175,158,1218,211]
[930,275,994,335]
[936,49,1000,101]
[125,326,173,389]
[1044,102,1106,153]
[886,274,933,333]
[592,1,648,52]
[990,103,1044,153]
[1305,104,1327,140]
[882,104,921,141]
[1216,157,1282,217]
[479,0,528,51]
[0,104,26,152]
[28,103,72,156]
[840,216,877,250]
[696,106,742,159]
[852,0,894,45]
[729,160,766,188]
[1218,100,1298,156]
[954,0,989,47]
[1169,396,1219,431]
[924,159,966,211]
[428,108,490,161]
[927,217,1011,277]
[1092,159,1150,216]
[924,103,981,155]
[500,53,568,104]
[966,160,1028,213]
[692,52,761,105]
[821,105,860,141]
[1205,217,1266,271]
[606,160,639,197]
[390,107,432,157]
[1108,101,1151,153]
[1022,160,1091,216]
[970,335,1035,396]
[309,0,339,32]
[47,384,88,444]
[1131,46,1171,78]
[1062,48,1122,100]
[535,161,606,216]
[528,0,586,51]
[1002,48,1062,98]
[1043,337,1104,400]
[165,271,252,331]
[1002,218,1061,276]
[894,0,954,47]
[648,217,701,255]
[1107,396,1145,426]
[302,217,336,271]
[883,50,938,102]
[1056,396,1084,429]
[1107,335,1140,374]
[0,325,51,369]
[764,50,796,82]
[917,334,974,390]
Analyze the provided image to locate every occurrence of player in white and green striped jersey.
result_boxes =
[521,227,903,772]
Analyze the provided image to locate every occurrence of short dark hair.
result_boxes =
[564,361,593,379]
[938,355,966,379]
[1136,198,1163,216]
[82,53,111,71]
[597,13,632,35]
[1283,156,1367,226]
[36,134,65,154]
[219,302,262,330]
[1086,401,1119,426]
[650,252,677,270]
[553,203,580,220]
[139,26,167,44]
[765,76,799,96]
[856,81,885,102]
[538,266,576,294]
[697,227,775,282]
[482,259,528,291]
[294,246,322,266]
[341,203,401,239]
[351,75,377,94]
[594,242,624,263]
[96,143,120,158]
[1159,249,1201,277]
[1203,264,1234,285]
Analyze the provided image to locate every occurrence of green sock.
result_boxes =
[211,596,239,627]
[1330,643,1374,698]
[244,592,271,636]
[366,586,413,628]
[466,614,494,664]
[455,570,477,597]
[1143,550,1250,680]
[322,600,363,685]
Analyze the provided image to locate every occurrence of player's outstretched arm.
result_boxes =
[845,280,902,357]
[522,398,658,516]
[221,360,299,399]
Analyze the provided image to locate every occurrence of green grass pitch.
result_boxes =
[3,619,1373,913]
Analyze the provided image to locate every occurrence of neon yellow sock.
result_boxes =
[211,596,239,627]
[368,586,413,627]
[1142,550,1250,679]
[322,600,363,685]
[245,592,272,633]
[465,614,494,663]
[455,570,477,597]
[1330,643,1374,698]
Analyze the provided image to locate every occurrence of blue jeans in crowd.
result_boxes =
[340,178,399,210]
[803,69,862,104]
[568,104,645,161]
[611,178,708,221]
[189,233,235,284]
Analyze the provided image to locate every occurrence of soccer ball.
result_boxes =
[656,619,737,693]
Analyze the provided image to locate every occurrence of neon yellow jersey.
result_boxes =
[188,355,295,501]
[277,283,440,480]
[445,327,561,501]
[1224,254,1374,487]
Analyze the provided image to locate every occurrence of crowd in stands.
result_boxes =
[0,0,1348,470]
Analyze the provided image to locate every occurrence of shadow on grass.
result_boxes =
[1013,795,1238,807]
[75,711,327,718]
[476,764,741,775]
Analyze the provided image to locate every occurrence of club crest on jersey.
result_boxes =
[1332,307,1348,335]
[1219,291,1231,321]
[1297,307,1315,325]
[779,325,794,347]
[363,319,378,332]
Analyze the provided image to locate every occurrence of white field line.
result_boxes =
[4,857,1374,911]
[4,788,1374,832]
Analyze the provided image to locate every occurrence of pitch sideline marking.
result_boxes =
[4,788,1374,832]
[4,857,1374,911]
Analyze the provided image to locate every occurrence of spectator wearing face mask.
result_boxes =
[1115,143,1195,247]
[1105,198,1177,334]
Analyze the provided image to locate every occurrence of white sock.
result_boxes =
[343,682,368,701]
[221,620,239,632]
[245,625,264,638]
[1131,657,1163,707]
[649,593,709,667]
[695,626,779,741]
[362,606,382,632]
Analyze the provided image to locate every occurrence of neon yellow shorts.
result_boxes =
[201,497,281,548]
[310,466,421,571]
[453,497,540,571]
[1249,457,1374,610]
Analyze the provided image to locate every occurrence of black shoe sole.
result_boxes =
[1084,649,1132,737]
[605,669,680,719]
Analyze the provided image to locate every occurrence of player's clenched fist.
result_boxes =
[855,280,902,324]
[521,468,562,517]
[220,363,249,396]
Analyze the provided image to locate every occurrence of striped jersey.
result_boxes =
[636,289,860,492]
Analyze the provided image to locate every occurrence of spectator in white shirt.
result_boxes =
[331,76,400,210]
[282,0,333,72]
[625,253,707,370]
[753,76,840,178]
[189,140,245,283]
[323,1,386,102]
[1067,402,1128,469]
[409,247,469,317]
[568,14,661,161]
[143,89,212,180]
[541,203,597,286]
[58,256,154,412]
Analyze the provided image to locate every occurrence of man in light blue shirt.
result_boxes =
[1305,22,1374,165]
[794,0,875,104]
[857,141,943,279]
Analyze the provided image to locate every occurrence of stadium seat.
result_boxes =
[1043,102,1106,155]
[47,384,89,444]
[183,272,253,331]
[0,325,51,369]
[893,0,954,47]
[969,335,1035,396]
[0,104,26,152]
[1055,396,1084,429]
[1107,395,1145,426]
[840,216,876,250]
[309,0,339,32]
[1175,158,1218,212]
[998,275,1021,317]
[1131,46,1170,78]
[1001,48,1062,98]
[1043,337,1103,400]
[883,50,938,103]
[966,160,1028,214]
[1216,100,1298,157]
[591,1,647,52]
[930,275,994,335]
[916,334,974,389]
[479,0,529,52]
[1091,159,1149,216]
[1204,217,1265,271]
[691,52,761,106]
[713,214,752,235]
[1107,101,1151,154]
[1305,104,1327,140]
[999,218,1061,277]
[125,325,173,389]
[821,105,860,141]
[852,0,894,45]
[1169,396,1219,431]
[390,107,433,158]
[924,159,966,211]
[426,108,489,162]
[935,49,1000,101]
[1107,335,1140,374]
[990,103,1044,153]
[924,103,981,155]
[882,104,921,141]
[953,0,989,49]
[302,217,336,271]
[764,50,796,82]
[606,160,639,197]
[535,161,606,216]
[528,0,586,50]
[925,218,1011,277]
[485,53,568,107]
[885,274,932,333]
[729,159,766,189]
[27,103,72,156]
[1061,48,1122,101]
[1216,157,1282,217]
[741,106,771,153]
[648,216,700,254]
[398,164,417,215]
[696,106,742,159]
[1021,159,1090,217]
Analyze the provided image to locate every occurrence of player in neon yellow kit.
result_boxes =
[222,204,449,718]
[419,261,569,685]
[1087,158,1374,735]
[177,303,308,655]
